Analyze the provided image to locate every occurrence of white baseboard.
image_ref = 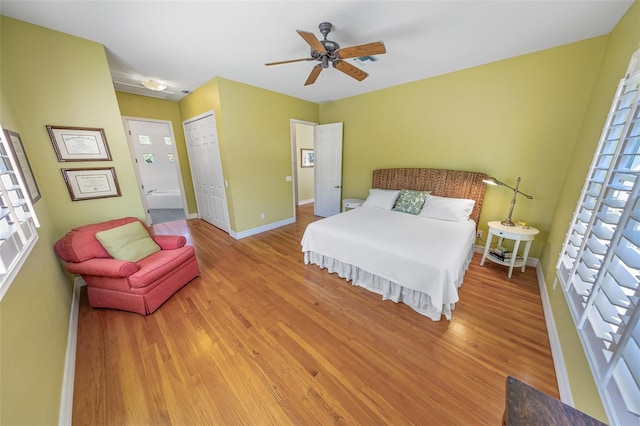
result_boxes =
[536,263,573,406]
[229,217,295,240]
[59,277,85,426]
[298,199,314,206]
[186,212,198,219]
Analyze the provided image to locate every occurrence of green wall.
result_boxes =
[319,36,608,260]
[179,77,318,233]
[540,1,640,422]
[1,2,638,422]
[1,18,145,236]
[0,16,148,424]
[0,88,71,426]
[115,91,197,214]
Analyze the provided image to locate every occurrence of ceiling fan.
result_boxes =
[265,22,386,86]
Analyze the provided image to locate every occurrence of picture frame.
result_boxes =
[46,125,112,161]
[301,148,314,168]
[2,129,41,204]
[61,167,121,201]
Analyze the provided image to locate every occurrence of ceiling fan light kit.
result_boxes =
[265,22,386,86]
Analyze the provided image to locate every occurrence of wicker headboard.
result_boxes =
[372,168,488,225]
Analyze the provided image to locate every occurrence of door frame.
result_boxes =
[290,119,318,222]
[122,116,189,225]
[182,110,230,232]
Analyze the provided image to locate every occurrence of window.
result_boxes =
[556,49,640,425]
[0,125,40,300]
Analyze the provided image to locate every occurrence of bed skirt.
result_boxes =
[304,245,474,321]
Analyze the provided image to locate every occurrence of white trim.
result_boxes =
[182,110,214,126]
[229,217,295,240]
[58,277,85,426]
[0,231,39,301]
[536,263,573,406]
[187,212,198,220]
[121,116,189,226]
[298,198,314,205]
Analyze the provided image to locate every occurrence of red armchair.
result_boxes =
[54,217,200,315]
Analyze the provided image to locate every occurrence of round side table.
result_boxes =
[480,221,539,278]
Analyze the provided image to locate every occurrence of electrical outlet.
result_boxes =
[260,213,265,220]
[477,230,483,239]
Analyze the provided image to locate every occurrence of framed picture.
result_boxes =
[61,167,121,201]
[46,125,112,161]
[301,148,314,168]
[2,129,41,204]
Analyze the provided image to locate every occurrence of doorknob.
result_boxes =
[334,185,341,188]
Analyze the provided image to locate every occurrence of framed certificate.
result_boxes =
[47,125,112,161]
[61,167,121,201]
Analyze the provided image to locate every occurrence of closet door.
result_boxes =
[183,112,229,232]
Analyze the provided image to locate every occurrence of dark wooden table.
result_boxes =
[503,376,607,425]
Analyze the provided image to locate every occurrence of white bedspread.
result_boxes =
[300,206,476,320]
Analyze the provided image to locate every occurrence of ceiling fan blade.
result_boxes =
[333,60,368,81]
[304,64,323,86]
[265,58,314,66]
[297,30,327,54]
[335,41,386,59]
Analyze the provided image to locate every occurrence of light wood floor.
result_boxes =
[73,204,558,425]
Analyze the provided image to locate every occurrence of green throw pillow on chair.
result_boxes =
[95,221,160,262]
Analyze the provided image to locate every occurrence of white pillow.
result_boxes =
[361,189,401,210]
[419,194,476,222]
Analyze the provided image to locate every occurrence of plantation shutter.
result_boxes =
[556,49,640,425]
[0,128,39,299]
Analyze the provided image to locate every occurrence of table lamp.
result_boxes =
[483,176,533,226]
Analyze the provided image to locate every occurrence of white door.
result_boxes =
[314,122,343,217]
[183,112,230,232]
[124,118,186,222]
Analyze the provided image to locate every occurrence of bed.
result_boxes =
[301,168,487,321]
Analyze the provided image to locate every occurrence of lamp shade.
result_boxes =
[482,177,500,185]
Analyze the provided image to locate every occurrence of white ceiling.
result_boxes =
[1,1,634,103]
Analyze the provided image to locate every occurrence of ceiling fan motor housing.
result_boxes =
[321,39,340,52]
[265,21,386,85]
[315,22,340,67]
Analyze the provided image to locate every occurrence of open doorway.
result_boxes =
[122,117,188,225]
[291,121,315,207]
[290,119,344,220]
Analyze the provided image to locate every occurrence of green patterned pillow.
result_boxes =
[392,189,430,215]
